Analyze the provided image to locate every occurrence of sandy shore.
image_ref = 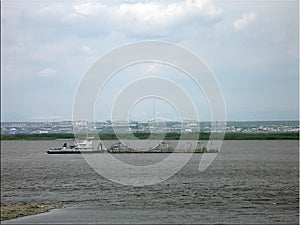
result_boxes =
[1,204,56,221]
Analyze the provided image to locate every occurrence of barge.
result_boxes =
[47,137,218,154]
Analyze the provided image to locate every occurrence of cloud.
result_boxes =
[37,68,57,77]
[72,0,221,20]
[62,0,222,36]
[2,1,298,121]
[234,12,257,30]
[146,63,162,73]
[80,46,92,54]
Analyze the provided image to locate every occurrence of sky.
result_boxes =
[1,0,299,122]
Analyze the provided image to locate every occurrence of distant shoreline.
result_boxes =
[1,132,299,140]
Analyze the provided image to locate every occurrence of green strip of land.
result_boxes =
[1,132,298,140]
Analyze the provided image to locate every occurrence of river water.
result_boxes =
[1,140,299,224]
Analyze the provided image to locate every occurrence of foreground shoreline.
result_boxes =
[1,204,57,221]
[1,132,299,140]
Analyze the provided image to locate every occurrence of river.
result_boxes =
[1,140,298,224]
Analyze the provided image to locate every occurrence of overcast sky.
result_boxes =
[2,0,299,122]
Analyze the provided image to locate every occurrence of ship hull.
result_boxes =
[47,150,101,154]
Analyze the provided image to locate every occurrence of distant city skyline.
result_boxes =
[1,120,299,135]
[2,0,299,122]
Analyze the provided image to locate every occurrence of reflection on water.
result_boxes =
[1,140,299,224]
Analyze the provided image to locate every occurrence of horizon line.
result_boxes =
[1,120,299,123]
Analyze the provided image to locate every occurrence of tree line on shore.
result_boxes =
[0,132,298,140]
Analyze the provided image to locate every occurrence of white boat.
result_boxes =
[74,136,94,149]
[47,136,101,154]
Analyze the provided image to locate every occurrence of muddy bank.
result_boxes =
[1,204,56,221]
